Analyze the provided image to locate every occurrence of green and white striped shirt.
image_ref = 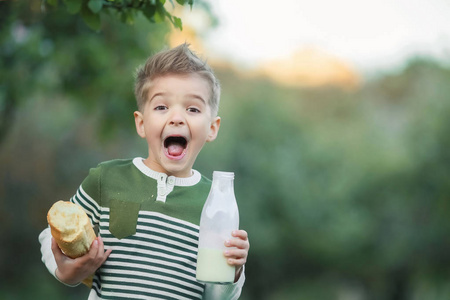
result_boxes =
[39,157,244,300]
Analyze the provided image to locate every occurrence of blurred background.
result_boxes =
[1,0,450,299]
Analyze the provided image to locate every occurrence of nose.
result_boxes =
[168,108,185,126]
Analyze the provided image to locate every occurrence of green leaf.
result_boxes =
[87,0,103,13]
[46,0,59,6]
[154,11,164,23]
[81,4,101,30]
[175,0,194,10]
[63,0,82,14]
[172,16,182,30]
[154,5,166,23]
[143,5,156,22]
[120,10,135,24]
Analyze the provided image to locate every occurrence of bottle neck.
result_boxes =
[212,171,235,194]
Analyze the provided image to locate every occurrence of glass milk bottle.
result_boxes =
[196,171,239,284]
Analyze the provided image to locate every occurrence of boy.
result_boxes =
[39,43,249,299]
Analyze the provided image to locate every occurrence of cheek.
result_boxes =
[145,118,161,133]
[191,126,209,144]
[200,123,213,138]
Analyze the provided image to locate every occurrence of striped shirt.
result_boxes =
[64,157,244,299]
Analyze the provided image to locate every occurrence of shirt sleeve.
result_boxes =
[38,227,80,287]
[38,165,102,286]
[203,267,246,300]
[70,165,103,227]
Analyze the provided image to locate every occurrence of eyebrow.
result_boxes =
[187,93,207,105]
[149,92,165,102]
[150,92,207,105]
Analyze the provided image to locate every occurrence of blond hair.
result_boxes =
[134,43,220,116]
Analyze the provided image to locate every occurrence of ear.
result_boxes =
[134,111,146,138]
[206,116,221,142]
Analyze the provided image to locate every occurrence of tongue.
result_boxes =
[168,144,184,156]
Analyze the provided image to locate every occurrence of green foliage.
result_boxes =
[2,1,450,299]
[4,56,449,299]
[197,59,450,299]
[42,0,191,30]
[65,0,82,14]
[0,0,172,144]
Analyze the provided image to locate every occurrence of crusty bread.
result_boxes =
[47,200,96,259]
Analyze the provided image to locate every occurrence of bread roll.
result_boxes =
[47,200,96,259]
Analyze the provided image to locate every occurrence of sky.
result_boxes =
[198,0,450,73]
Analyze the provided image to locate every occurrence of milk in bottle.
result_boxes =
[196,171,239,284]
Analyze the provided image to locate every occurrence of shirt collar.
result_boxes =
[132,157,201,187]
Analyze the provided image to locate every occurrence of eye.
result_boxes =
[154,105,167,111]
[187,107,201,113]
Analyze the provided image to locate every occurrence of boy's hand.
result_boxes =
[52,237,112,285]
[224,230,249,283]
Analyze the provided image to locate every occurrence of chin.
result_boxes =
[162,163,192,178]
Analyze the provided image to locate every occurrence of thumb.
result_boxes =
[51,237,64,261]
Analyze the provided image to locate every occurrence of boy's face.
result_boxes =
[134,73,220,178]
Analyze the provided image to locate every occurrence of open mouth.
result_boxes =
[164,136,187,157]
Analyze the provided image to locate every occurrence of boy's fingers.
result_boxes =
[225,238,249,250]
[232,230,248,240]
[231,229,248,240]
[88,238,100,259]
[226,255,247,266]
[96,237,105,257]
[84,237,111,267]
[103,248,113,261]
[52,236,111,270]
[96,237,112,264]
[224,248,248,267]
[224,249,247,260]
[51,238,64,260]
